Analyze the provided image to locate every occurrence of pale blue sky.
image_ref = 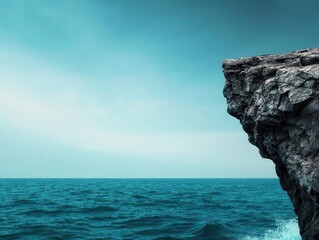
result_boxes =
[0,0,318,178]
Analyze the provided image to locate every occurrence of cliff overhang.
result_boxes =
[223,48,319,240]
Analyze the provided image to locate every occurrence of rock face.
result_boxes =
[223,48,319,240]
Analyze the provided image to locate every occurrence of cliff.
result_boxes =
[223,48,319,240]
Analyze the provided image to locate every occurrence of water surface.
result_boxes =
[0,179,300,239]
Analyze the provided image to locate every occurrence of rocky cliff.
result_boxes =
[223,48,319,239]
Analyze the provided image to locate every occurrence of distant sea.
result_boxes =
[0,179,300,240]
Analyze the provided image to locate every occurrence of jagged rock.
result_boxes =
[223,48,319,240]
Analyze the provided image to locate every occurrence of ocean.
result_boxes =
[0,179,300,240]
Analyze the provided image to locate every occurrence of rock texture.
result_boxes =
[223,48,319,239]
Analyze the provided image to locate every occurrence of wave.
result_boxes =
[152,237,179,240]
[117,215,169,228]
[132,194,148,199]
[80,206,117,213]
[242,219,301,240]
[12,199,37,205]
[22,209,63,215]
[190,222,234,240]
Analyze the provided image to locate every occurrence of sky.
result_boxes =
[0,0,318,178]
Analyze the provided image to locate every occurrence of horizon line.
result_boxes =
[0,177,278,179]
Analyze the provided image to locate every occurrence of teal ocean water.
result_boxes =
[0,179,300,240]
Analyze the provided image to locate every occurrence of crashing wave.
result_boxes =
[242,219,300,240]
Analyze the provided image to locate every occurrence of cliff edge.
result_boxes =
[223,48,319,240]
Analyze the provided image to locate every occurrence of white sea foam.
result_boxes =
[242,219,301,240]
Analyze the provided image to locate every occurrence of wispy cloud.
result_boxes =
[0,81,246,162]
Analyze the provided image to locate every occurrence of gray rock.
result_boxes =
[223,48,319,240]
